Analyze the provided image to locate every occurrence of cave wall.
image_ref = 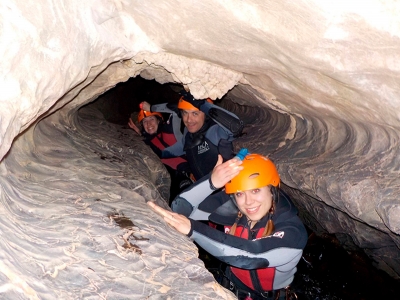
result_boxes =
[1,0,400,297]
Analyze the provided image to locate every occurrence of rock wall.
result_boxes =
[1,0,400,298]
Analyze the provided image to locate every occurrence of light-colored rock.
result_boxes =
[1,0,400,297]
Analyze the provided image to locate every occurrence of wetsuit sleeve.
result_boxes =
[205,125,234,161]
[161,134,185,158]
[172,174,216,220]
[151,103,183,142]
[201,102,243,139]
[150,103,173,114]
[188,216,307,270]
[218,139,234,161]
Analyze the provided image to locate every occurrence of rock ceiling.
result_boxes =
[1,0,400,298]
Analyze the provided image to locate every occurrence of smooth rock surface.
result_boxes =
[1,0,400,298]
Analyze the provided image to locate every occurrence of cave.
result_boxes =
[1,1,400,299]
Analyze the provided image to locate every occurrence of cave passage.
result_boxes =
[83,76,400,299]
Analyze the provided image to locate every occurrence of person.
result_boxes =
[141,90,244,182]
[148,153,308,300]
[128,108,192,202]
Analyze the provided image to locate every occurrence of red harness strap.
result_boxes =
[229,225,275,291]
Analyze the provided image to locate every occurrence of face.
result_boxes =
[142,116,160,135]
[181,109,206,133]
[234,186,273,222]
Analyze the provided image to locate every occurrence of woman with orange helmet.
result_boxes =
[128,106,192,203]
[148,151,307,299]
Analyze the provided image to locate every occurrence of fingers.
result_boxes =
[147,201,191,235]
[142,101,151,111]
[211,159,241,189]
[147,201,177,221]
[214,154,223,168]
[147,201,168,217]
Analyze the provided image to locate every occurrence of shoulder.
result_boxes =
[205,124,229,143]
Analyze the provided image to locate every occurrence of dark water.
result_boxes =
[292,232,400,300]
[200,230,400,300]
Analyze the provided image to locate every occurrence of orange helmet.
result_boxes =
[137,110,163,123]
[225,154,280,194]
[177,96,213,111]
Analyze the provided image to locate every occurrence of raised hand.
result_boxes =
[140,101,151,111]
[210,155,243,189]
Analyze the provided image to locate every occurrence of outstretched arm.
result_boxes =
[189,217,306,269]
[148,200,305,270]
[147,201,191,235]
[128,118,141,136]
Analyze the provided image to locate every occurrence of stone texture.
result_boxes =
[1,0,400,298]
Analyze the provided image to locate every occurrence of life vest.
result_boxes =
[149,132,186,170]
[229,224,275,292]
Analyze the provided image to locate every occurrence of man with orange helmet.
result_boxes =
[141,90,244,182]
[148,152,307,300]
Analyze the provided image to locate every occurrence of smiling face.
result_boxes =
[142,115,160,135]
[181,109,206,133]
[233,186,273,224]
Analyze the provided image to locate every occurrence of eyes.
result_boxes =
[181,111,200,117]
[143,117,157,125]
[235,189,260,198]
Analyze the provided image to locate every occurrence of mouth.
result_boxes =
[245,206,260,215]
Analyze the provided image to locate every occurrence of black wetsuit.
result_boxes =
[140,106,191,201]
[160,113,235,181]
[183,117,234,180]
[173,173,308,297]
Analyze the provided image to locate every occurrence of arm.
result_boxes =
[201,102,244,139]
[148,200,305,271]
[149,103,183,142]
[205,125,234,161]
[189,217,307,269]
[172,156,243,219]
[161,135,185,158]
[128,118,142,136]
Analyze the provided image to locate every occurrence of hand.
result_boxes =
[210,155,243,189]
[147,201,191,235]
[128,118,141,136]
[140,101,151,111]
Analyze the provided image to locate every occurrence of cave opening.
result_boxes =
[78,75,400,299]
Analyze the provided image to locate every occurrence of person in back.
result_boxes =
[142,91,244,215]
[128,108,191,202]
[141,90,243,182]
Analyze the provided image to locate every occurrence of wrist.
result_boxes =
[209,177,218,191]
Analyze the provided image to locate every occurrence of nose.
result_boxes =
[244,191,254,205]
[186,113,193,122]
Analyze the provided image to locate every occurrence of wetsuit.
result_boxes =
[175,173,308,298]
[141,105,192,201]
[141,104,187,172]
[142,121,187,171]
[159,114,235,181]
